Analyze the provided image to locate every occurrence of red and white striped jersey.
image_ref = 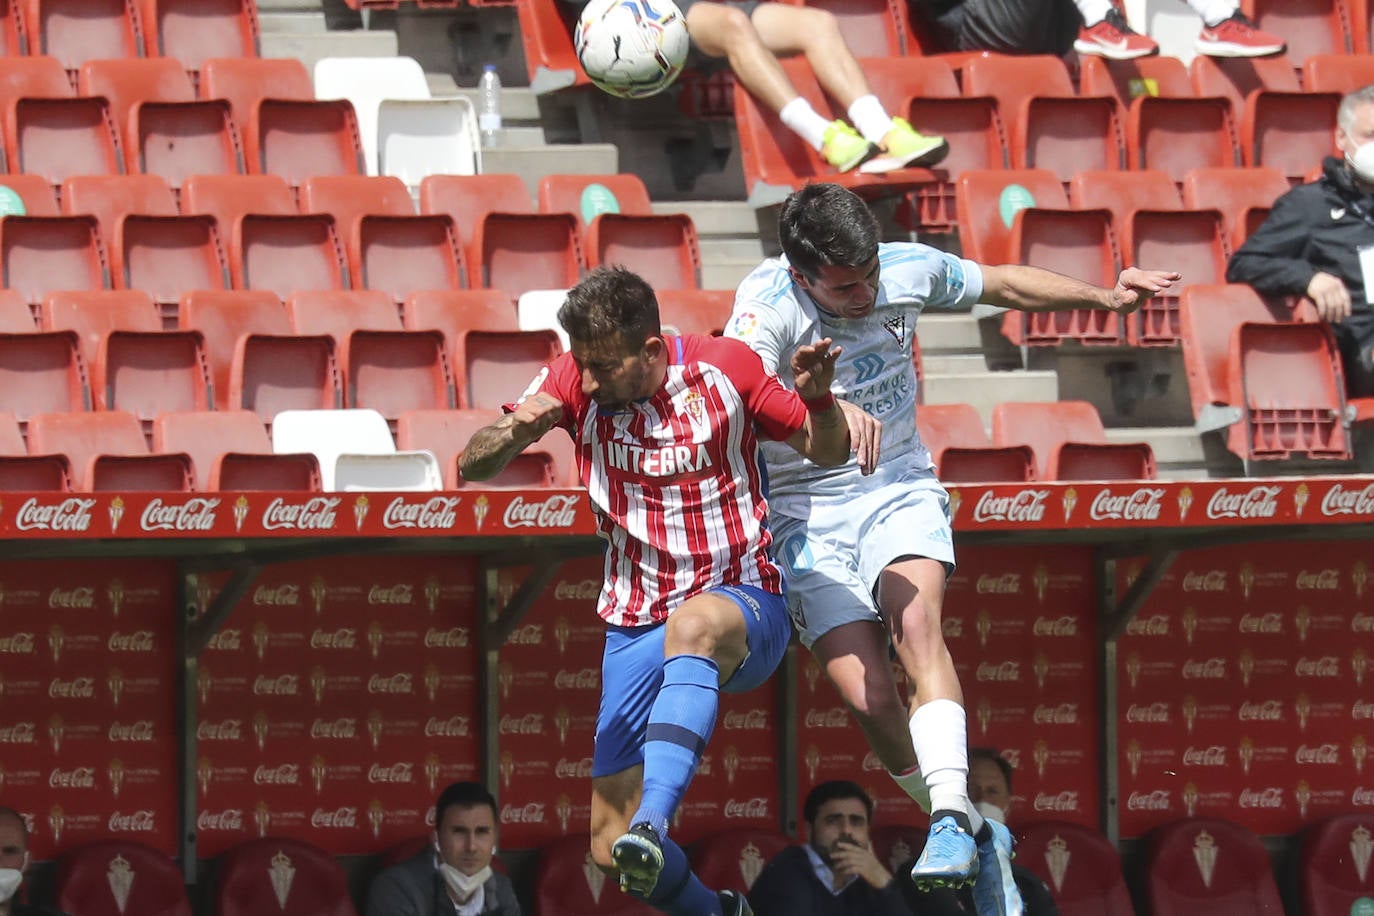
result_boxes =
[519,334,807,627]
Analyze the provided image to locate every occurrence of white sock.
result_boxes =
[909,699,983,833]
[779,97,831,152]
[847,95,894,145]
[890,765,932,813]
[1073,0,1114,25]
[1189,0,1238,26]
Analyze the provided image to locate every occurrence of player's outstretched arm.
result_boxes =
[459,393,564,481]
[785,338,850,466]
[980,264,1181,316]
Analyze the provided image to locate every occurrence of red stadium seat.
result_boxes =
[180,173,296,239]
[56,840,192,916]
[992,400,1156,480]
[1180,166,1290,250]
[178,289,287,400]
[299,175,415,224]
[214,837,356,916]
[533,834,655,916]
[0,303,89,426]
[1145,817,1283,916]
[512,0,591,94]
[139,0,260,84]
[1068,169,1183,228]
[286,288,401,340]
[657,289,734,336]
[0,410,72,491]
[199,56,313,140]
[1079,55,1195,110]
[802,0,915,56]
[1300,813,1374,915]
[0,174,61,215]
[1240,0,1351,66]
[0,214,110,306]
[402,289,519,340]
[916,402,1036,483]
[28,410,193,491]
[688,828,790,897]
[78,58,243,186]
[251,98,365,186]
[397,407,575,488]
[1303,53,1374,93]
[0,57,124,186]
[453,328,562,410]
[538,173,654,220]
[234,214,349,299]
[153,409,320,491]
[19,0,142,74]
[1014,821,1133,916]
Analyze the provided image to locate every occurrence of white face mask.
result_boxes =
[0,863,25,903]
[1348,140,1374,184]
[975,802,1007,825]
[439,862,492,901]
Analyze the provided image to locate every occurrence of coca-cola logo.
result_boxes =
[261,497,340,531]
[367,763,415,784]
[1032,791,1079,812]
[1126,790,1171,811]
[553,668,599,690]
[206,629,242,651]
[197,719,242,741]
[1354,701,1374,720]
[15,497,96,532]
[367,673,413,694]
[498,714,544,735]
[1182,570,1226,592]
[252,674,298,696]
[1182,658,1227,679]
[1206,485,1279,520]
[555,757,594,779]
[507,625,543,645]
[723,709,768,729]
[1320,482,1374,516]
[972,490,1048,523]
[1032,703,1078,724]
[108,720,154,742]
[423,627,469,648]
[976,573,1020,595]
[197,810,243,831]
[1295,656,1340,677]
[107,631,155,652]
[381,496,459,530]
[253,764,300,785]
[723,797,769,819]
[502,494,579,528]
[49,767,96,789]
[1353,614,1374,633]
[1089,488,1164,521]
[1295,569,1340,590]
[108,811,155,832]
[48,676,95,699]
[309,718,357,740]
[0,722,36,743]
[1353,787,1374,806]
[975,661,1021,682]
[311,807,357,829]
[1182,746,1227,766]
[0,632,35,654]
[424,716,471,737]
[554,579,599,601]
[1125,702,1170,723]
[367,585,413,606]
[310,628,357,650]
[1238,788,1284,808]
[1239,613,1282,634]
[252,585,299,607]
[1239,700,1284,721]
[1295,743,1340,764]
[803,708,850,728]
[48,587,95,609]
[1031,616,1077,637]
[500,803,546,824]
[140,497,219,532]
[1125,614,1169,636]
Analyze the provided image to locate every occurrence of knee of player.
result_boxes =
[808,8,845,44]
[663,605,722,657]
[711,5,760,50]
[890,596,944,643]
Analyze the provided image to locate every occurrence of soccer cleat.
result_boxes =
[859,118,949,174]
[1195,12,1285,57]
[821,120,878,173]
[910,815,979,889]
[611,822,665,897]
[973,820,1025,916]
[719,888,754,916]
[1073,8,1159,60]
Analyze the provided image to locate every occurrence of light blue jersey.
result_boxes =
[725,242,982,518]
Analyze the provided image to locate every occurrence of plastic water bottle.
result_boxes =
[479,64,503,148]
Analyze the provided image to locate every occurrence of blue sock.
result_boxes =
[646,835,722,916]
[634,653,719,838]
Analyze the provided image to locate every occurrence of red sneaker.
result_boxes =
[1195,12,1285,57]
[1073,9,1159,60]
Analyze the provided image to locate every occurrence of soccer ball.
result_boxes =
[574,0,690,99]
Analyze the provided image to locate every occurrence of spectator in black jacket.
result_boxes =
[1228,84,1374,400]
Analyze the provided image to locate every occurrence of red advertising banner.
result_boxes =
[194,555,481,857]
[1116,540,1370,838]
[0,559,179,859]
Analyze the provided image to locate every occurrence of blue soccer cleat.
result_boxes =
[611,822,664,898]
[910,815,979,889]
[972,819,1024,916]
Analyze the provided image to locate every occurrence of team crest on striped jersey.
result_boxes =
[883,314,905,344]
[681,389,705,423]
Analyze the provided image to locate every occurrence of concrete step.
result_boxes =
[258,10,327,32]
[451,87,543,123]
[700,258,758,292]
[261,30,399,71]
[698,237,767,261]
[921,353,993,376]
[915,313,984,354]
[923,371,1059,421]
[479,144,619,196]
[652,200,761,238]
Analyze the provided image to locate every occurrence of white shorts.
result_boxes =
[771,472,955,648]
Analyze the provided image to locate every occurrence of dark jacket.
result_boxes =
[899,862,1062,916]
[747,845,937,916]
[365,850,520,916]
[1227,155,1374,312]
[12,905,70,916]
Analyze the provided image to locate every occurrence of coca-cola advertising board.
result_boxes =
[195,555,480,856]
[1117,541,1368,837]
[0,559,178,859]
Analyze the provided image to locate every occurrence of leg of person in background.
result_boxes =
[1072,0,1284,58]
[683,1,948,173]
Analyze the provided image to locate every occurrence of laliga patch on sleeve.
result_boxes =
[728,310,760,339]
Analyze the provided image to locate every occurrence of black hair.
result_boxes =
[802,780,874,826]
[970,746,1014,792]
[557,265,661,349]
[778,183,881,282]
[434,781,498,827]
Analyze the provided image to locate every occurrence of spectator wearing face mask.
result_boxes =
[0,807,69,916]
[1228,83,1374,400]
[365,783,520,916]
